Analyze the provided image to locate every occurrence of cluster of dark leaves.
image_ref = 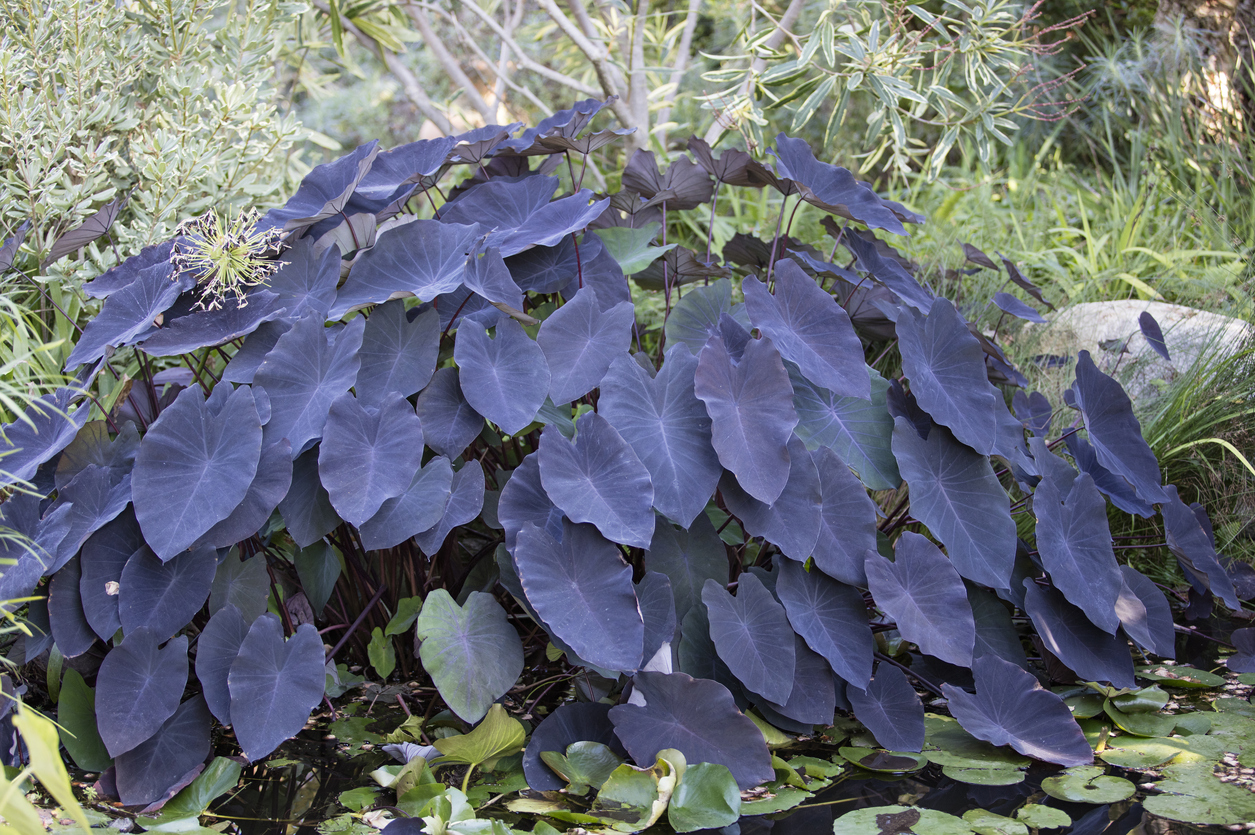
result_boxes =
[0,98,1246,811]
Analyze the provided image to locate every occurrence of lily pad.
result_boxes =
[941,766,1026,786]
[835,805,975,835]
[962,809,1028,835]
[1103,701,1177,738]
[1014,805,1070,829]
[1143,762,1255,825]
[837,747,926,773]
[1110,685,1169,713]
[1135,665,1225,688]
[1040,766,1135,804]
[1097,736,1190,768]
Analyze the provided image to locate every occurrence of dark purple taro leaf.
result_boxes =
[494,191,609,257]
[1063,433,1154,518]
[1072,351,1166,505]
[348,136,457,218]
[770,136,910,233]
[505,237,581,294]
[209,553,270,623]
[701,574,796,704]
[1012,390,1053,436]
[65,260,191,369]
[1228,629,1255,673]
[505,98,610,150]
[621,150,714,210]
[536,287,634,404]
[267,237,340,318]
[415,368,484,460]
[137,291,287,356]
[220,319,291,385]
[846,664,925,752]
[945,654,1092,766]
[968,586,1028,669]
[1033,471,1122,634]
[131,384,262,561]
[119,544,216,642]
[96,628,188,757]
[445,123,523,166]
[557,234,631,310]
[631,246,733,292]
[962,243,999,270]
[1138,311,1170,362]
[55,420,139,490]
[523,702,618,791]
[0,388,93,487]
[0,218,30,271]
[809,445,878,587]
[752,634,836,726]
[462,245,525,310]
[82,239,176,299]
[261,141,379,232]
[1116,565,1176,658]
[999,256,1054,310]
[719,436,822,562]
[687,137,760,186]
[787,248,860,283]
[866,532,976,667]
[414,461,484,556]
[278,447,340,548]
[663,279,749,356]
[114,695,212,807]
[438,176,558,228]
[841,230,933,314]
[454,317,550,436]
[198,440,293,549]
[80,510,142,641]
[896,298,1001,454]
[891,418,1016,589]
[515,519,644,673]
[44,197,124,266]
[48,556,96,657]
[0,495,58,601]
[610,671,772,788]
[498,453,563,552]
[743,262,868,400]
[228,615,325,761]
[1162,485,1239,609]
[329,220,481,317]
[358,457,454,551]
[435,284,502,334]
[993,293,1046,324]
[1022,582,1136,689]
[886,378,932,440]
[676,604,744,701]
[353,301,439,405]
[195,604,250,725]
[790,365,900,492]
[776,559,873,688]
[254,314,365,457]
[695,324,798,505]
[317,392,424,527]
[49,464,132,571]
[636,572,677,666]
[599,346,722,529]
[644,514,727,623]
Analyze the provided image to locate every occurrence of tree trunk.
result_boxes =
[1156,0,1255,123]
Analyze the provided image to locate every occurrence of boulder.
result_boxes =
[1022,300,1251,401]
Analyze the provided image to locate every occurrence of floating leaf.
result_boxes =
[454,317,550,436]
[415,590,523,724]
[434,704,527,767]
[355,301,439,404]
[227,615,325,761]
[866,532,976,667]
[609,671,773,789]
[834,806,971,835]
[1015,805,1070,829]
[318,392,425,526]
[538,413,654,548]
[667,762,740,833]
[702,574,795,704]
[541,741,624,796]
[891,418,1016,589]
[95,628,189,757]
[523,703,618,792]
[1041,766,1135,804]
[1144,762,1255,825]
[776,559,872,688]
[515,519,644,673]
[846,665,925,753]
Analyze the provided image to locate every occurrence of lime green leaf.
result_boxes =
[1041,766,1135,804]
[1111,685,1169,713]
[386,596,423,636]
[1144,762,1255,825]
[433,704,526,768]
[667,762,740,833]
[592,225,675,275]
[13,704,91,834]
[539,741,622,796]
[367,627,396,679]
[963,809,1028,835]
[1014,804,1070,829]
[337,786,379,812]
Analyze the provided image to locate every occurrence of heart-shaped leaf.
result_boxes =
[751,634,836,726]
[701,573,795,704]
[514,519,644,673]
[261,141,378,232]
[137,291,288,356]
[772,136,913,235]
[195,604,251,726]
[318,392,424,526]
[847,664,925,753]
[776,559,872,688]
[79,510,142,641]
[433,704,527,766]
[538,413,654,548]
[48,556,95,657]
[414,461,485,556]
[227,615,325,761]
[891,418,1016,589]
[330,220,481,316]
[65,260,190,369]
[414,367,484,460]
[743,261,868,399]
[663,279,749,355]
[599,346,722,528]
[209,553,270,623]
[993,293,1046,324]
[841,230,933,313]
[358,456,454,551]
[945,654,1092,766]
[524,702,620,791]
[1116,565,1176,658]
[454,317,550,436]
[114,695,212,807]
[1062,432,1155,518]
[294,542,342,619]
[414,589,523,723]
[1162,485,1239,609]
[462,245,525,309]
[1022,582,1135,689]
[277,447,341,548]
[255,314,365,457]
[865,532,976,667]
[808,445,879,586]
[609,671,772,789]
[720,435,822,561]
[537,286,634,404]
[791,364,899,491]
[266,236,340,318]
[0,389,89,489]
[667,761,740,833]
[643,514,727,622]
[96,628,189,757]
[119,543,216,642]
[497,453,564,552]
[199,439,293,549]
[440,176,558,228]
[354,301,440,406]
[694,319,798,504]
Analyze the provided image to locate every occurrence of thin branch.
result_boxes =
[628,0,649,141]
[443,4,554,117]
[534,0,638,133]
[407,5,496,122]
[655,0,703,143]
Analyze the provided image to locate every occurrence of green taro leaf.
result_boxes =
[667,762,740,833]
[57,669,111,772]
[1040,766,1135,804]
[367,628,396,679]
[433,704,527,768]
[592,224,675,275]
[1102,701,1176,737]
[414,590,523,724]
[386,597,423,636]
[294,541,342,618]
